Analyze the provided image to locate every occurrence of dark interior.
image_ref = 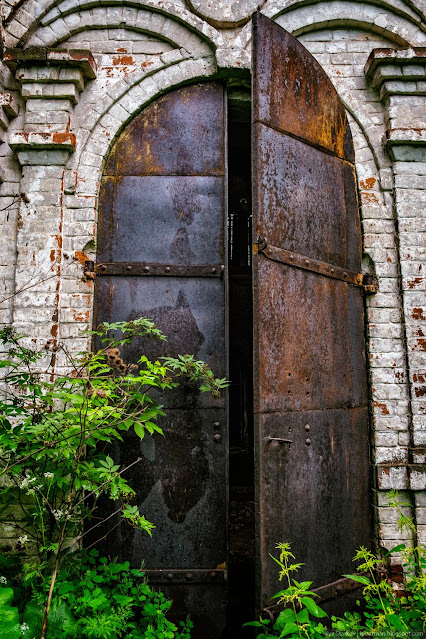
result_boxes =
[225,89,255,638]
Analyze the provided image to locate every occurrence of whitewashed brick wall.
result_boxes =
[1,0,425,558]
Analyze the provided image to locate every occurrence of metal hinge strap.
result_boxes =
[85,262,225,278]
[254,239,366,288]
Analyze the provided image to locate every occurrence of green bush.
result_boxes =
[0,320,226,637]
[0,550,192,638]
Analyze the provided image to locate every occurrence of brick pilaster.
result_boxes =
[366,48,426,539]
[3,48,96,352]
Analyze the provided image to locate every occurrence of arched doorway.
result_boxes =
[93,13,371,638]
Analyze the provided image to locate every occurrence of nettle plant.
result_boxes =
[245,492,426,638]
[0,319,227,638]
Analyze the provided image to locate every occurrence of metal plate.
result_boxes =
[94,275,226,409]
[97,176,225,265]
[254,261,368,414]
[256,408,371,607]
[253,124,361,272]
[100,408,227,568]
[253,12,354,162]
[156,583,226,639]
[104,83,225,177]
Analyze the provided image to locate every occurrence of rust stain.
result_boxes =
[361,192,379,204]
[345,447,350,492]
[414,339,426,351]
[413,373,425,383]
[359,178,376,189]
[72,309,90,322]
[112,55,134,65]
[75,250,89,265]
[17,212,23,229]
[408,277,423,288]
[416,328,425,337]
[415,386,426,397]
[117,47,128,53]
[412,308,425,320]
[52,132,76,146]
[374,401,390,415]
[141,60,154,67]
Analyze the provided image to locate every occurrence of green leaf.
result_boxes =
[22,601,43,638]
[144,421,156,434]
[293,580,313,591]
[0,607,20,639]
[386,544,407,555]
[342,574,371,585]
[278,621,300,637]
[47,600,77,638]
[134,423,145,439]
[276,609,296,626]
[301,596,328,618]
[296,608,309,624]
[0,587,14,607]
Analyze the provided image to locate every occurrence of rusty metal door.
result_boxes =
[252,13,371,611]
[94,83,227,638]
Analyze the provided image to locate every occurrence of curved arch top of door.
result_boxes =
[93,13,371,638]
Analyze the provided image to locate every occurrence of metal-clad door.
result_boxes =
[252,13,371,609]
[94,83,227,638]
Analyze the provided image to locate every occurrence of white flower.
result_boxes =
[52,509,66,521]
[21,623,29,632]
[17,535,28,545]
[43,472,54,479]
[19,476,37,490]
[0,576,7,584]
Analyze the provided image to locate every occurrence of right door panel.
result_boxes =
[252,13,371,608]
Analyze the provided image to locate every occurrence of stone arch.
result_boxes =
[264,0,426,36]
[232,0,426,48]
[27,9,213,55]
[4,0,227,51]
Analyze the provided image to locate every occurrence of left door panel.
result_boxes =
[94,83,227,639]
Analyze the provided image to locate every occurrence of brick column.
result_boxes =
[366,48,426,541]
[0,91,20,324]
[3,48,96,352]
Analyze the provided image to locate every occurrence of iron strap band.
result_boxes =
[255,241,363,287]
[94,263,225,278]
[142,569,227,584]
